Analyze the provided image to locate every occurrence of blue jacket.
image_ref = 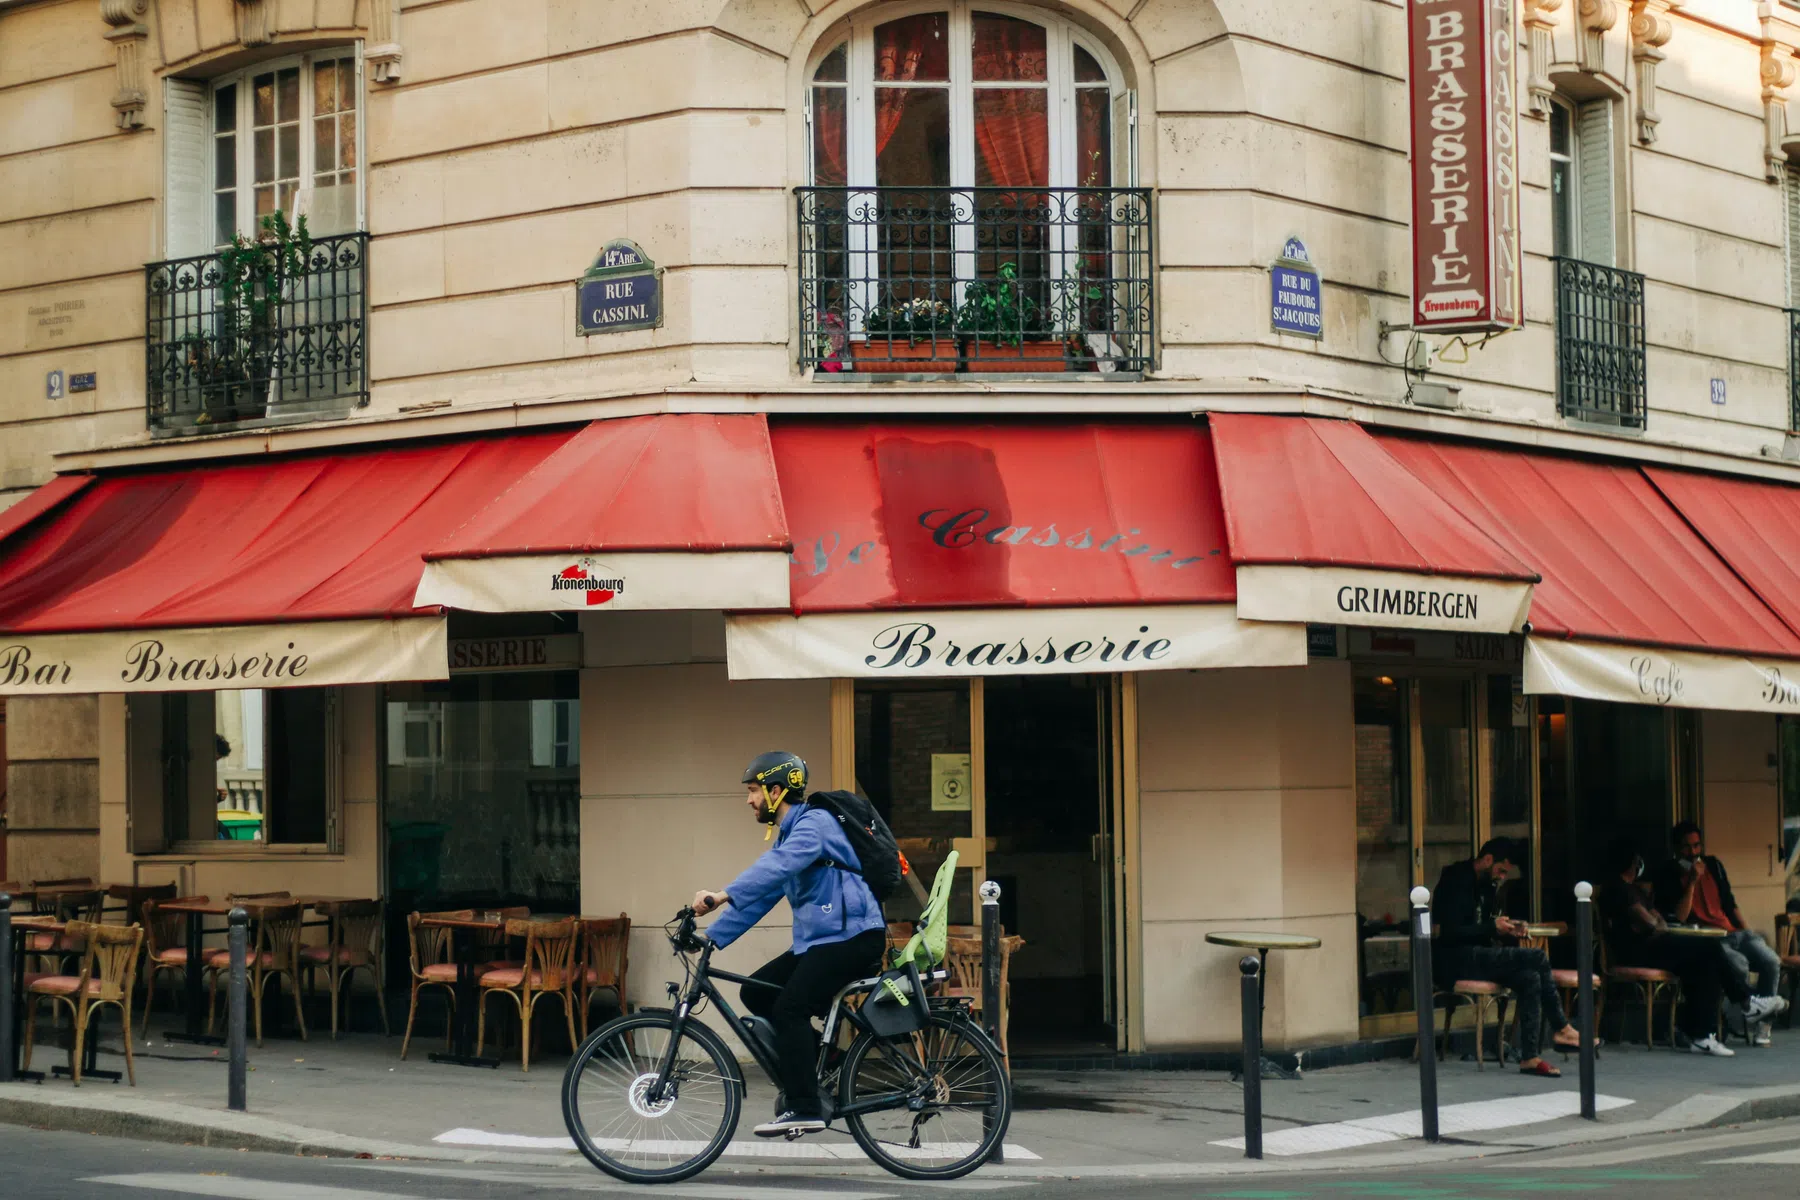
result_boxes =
[706,801,887,953]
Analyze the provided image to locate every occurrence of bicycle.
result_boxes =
[561,907,1012,1184]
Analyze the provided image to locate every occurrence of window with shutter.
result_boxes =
[1575,100,1616,267]
[164,78,211,259]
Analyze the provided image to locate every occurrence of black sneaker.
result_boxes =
[754,1110,826,1137]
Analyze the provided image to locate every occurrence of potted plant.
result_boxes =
[955,262,1065,372]
[206,210,314,421]
[852,295,958,373]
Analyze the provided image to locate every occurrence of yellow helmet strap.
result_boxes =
[760,783,785,840]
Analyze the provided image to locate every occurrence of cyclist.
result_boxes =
[692,751,887,1137]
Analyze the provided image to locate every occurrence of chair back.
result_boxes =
[66,920,144,1003]
[511,917,577,992]
[141,897,202,959]
[476,906,530,956]
[54,888,105,925]
[579,915,629,988]
[108,882,177,928]
[252,902,306,969]
[1777,913,1796,959]
[328,899,384,960]
[407,911,458,977]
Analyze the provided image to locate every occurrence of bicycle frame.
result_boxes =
[647,938,958,1123]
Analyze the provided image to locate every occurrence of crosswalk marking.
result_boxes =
[433,1125,1042,1161]
[84,1176,426,1200]
[1211,1092,1634,1156]
[1706,1147,1800,1165]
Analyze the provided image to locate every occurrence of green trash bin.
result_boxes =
[388,821,449,895]
[217,809,263,840]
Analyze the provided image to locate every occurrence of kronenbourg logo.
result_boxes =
[551,558,625,607]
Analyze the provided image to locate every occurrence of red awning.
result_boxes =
[1378,434,1800,712]
[0,431,578,694]
[725,421,1305,680]
[1642,466,1800,642]
[1209,414,1537,634]
[413,414,791,614]
[0,474,94,549]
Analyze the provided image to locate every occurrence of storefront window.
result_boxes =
[384,673,580,918]
[1486,673,1533,918]
[1781,717,1800,899]
[1419,678,1475,889]
[125,688,333,848]
[854,680,973,924]
[1354,674,1412,1018]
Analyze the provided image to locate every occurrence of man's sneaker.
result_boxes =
[1753,1022,1774,1047]
[754,1111,826,1138]
[1690,1033,1736,1057]
[1746,995,1785,1022]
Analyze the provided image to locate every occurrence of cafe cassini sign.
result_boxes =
[1409,0,1523,332]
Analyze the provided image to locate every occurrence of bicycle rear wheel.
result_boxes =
[562,1012,742,1184]
[839,1011,1011,1181]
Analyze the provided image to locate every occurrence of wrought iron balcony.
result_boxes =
[145,230,368,433]
[1552,256,1646,429]
[796,186,1153,376]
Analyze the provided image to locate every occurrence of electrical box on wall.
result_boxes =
[1411,382,1462,410]
[1405,337,1433,372]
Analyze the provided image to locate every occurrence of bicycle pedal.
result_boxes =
[784,1128,810,1142]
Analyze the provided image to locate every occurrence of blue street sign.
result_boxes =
[1271,239,1323,339]
[1710,378,1726,406]
[576,239,663,336]
[45,370,63,400]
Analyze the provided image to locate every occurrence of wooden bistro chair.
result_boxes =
[207,901,308,1047]
[576,914,630,1039]
[477,917,578,1071]
[23,921,145,1086]
[1774,914,1800,1030]
[475,906,531,973]
[139,896,206,1035]
[1601,938,1681,1050]
[302,899,390,1039]
[942,932,1024,1063]
[27,887,104,975]
[402,910,464,1060]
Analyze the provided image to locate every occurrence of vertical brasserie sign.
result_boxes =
[1409,0,1522,332]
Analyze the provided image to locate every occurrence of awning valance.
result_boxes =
[0,432,581,694]
[414,414,791,614]
[1209,414,1537,634]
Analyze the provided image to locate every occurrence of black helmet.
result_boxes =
[743,751,808,796]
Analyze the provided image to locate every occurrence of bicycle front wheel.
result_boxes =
[839,1011,1012,1180]
[562,1012,742,1184]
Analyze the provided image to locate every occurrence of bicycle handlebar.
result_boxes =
[668,906,706,953]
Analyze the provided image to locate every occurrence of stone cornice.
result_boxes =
[367,0,401,83]
[1524,0,1565,118]
[1629,0,1680,144]
[99,0,150,132]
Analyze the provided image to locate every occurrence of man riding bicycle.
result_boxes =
[692,751,888,1137]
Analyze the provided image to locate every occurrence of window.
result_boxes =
[1548,97,1615,267]
[126,688,339,851]
[209,53,362,247]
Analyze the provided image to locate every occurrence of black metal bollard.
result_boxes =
[227,907,248,1112]
[1239,955,1262,1159]
[0,893,12,1084]
[979,880,1004,1165]
[1575,881,1597,1120]
[1409,885,1439,1143]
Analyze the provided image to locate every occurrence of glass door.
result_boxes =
[1354,674,1414,1022]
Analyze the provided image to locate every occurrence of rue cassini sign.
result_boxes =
[576,239,663,336]
[1408,0,1523,333]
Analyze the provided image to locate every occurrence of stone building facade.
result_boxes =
[4,0,1800,1055]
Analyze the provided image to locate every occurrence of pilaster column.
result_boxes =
[367,0,402,83]
[1764,41,1797,180]
[99,0,150,132]
[1629,0,1678,144]
[1524,0,1565,119]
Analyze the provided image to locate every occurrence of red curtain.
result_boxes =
[812,87,847,187]
[973,91,1049,189]
[874,20,936,156]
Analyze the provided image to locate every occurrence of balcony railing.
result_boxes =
[1552,256,1646,429]
[146,230,368,433]
[796,186,1153,376]
[1789,308,1800,432]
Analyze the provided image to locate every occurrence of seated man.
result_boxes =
[1601,839,1783,1057]
[1434,837,1580,1077]
[1649,821,1788,1046]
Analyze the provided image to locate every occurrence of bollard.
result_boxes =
[1575,881,1597,1120]
[227,907,248,1112]
[1409,885,1439,1143]
[979,880,1004,1165]
[1239,955,1263,1159]
[0,893,12,1084]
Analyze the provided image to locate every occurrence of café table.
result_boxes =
[1206,930,1323,1081]
[158,895,359,1045]
[1664,924,1729,939]
[7,914,60,1082]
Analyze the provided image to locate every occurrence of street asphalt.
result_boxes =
[6,1116,1800,1199]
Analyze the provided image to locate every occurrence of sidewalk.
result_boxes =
[5,1021,1800,1177]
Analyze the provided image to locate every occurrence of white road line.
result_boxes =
[1706,1148,1800,1165]
[1210,1092,1634,1156]
[84,1176,428,1200]
[343,1162,1029,1193]
[433,1126,1041,1161]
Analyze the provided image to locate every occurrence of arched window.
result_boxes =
[800,5,1147,374]
[809,6,1124,192]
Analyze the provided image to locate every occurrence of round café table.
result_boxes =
[1664,924,1728,938]
[1206,931,1322,1081]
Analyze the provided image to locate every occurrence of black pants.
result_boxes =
[1635,936,1750,1038]
[742,929,886,1116]
[1442,946,1568,1060]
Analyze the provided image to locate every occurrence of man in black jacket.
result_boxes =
[1649,821,1788,1045]
[1433,838,1579,1076]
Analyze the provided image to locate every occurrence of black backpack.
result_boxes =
[806,790,905,903]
